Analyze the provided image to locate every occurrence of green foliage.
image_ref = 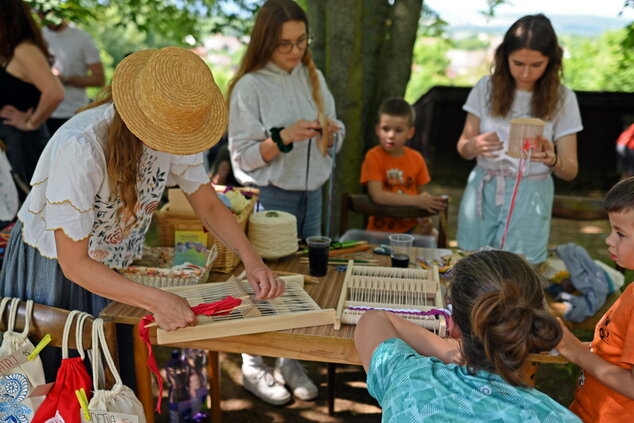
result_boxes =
[563,29,634,92]
[404,37,452,103]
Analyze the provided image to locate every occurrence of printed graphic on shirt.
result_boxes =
[385,168,414,194]
[598,310,613,344]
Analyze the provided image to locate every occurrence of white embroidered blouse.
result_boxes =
[17,103,210,268]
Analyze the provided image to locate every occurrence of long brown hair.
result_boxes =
[0,0,53,66]
[490,14,563,120]
[79,87,144,224]
[227,0,324,118]
[448,250,562,386]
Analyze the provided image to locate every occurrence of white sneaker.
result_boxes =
[242,363,291,405]
[275,359,318,401]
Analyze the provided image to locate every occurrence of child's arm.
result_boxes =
[556,319,634,399]
[354,310,460,372]
[367,181,446,213]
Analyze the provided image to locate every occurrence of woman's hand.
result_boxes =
[530,135,557,166]
[149,290,197,331]
[0,106,36,131]
[469,132,503,158]
[244,263,286,300]
[280,119,322,144]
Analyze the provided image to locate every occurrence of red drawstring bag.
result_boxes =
[33,311,93,423]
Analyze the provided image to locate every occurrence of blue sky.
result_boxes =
[425,0,634,25]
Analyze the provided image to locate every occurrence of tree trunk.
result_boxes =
[306,0,423,237]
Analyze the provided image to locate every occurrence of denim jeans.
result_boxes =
[257,185,322,239]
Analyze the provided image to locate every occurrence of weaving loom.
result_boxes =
[156,277,336,344]
[335,262,447,336]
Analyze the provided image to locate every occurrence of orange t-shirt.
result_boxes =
[360,146,431,233]
[569,283,634,422]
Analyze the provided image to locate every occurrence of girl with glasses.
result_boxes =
[227,0,346,406]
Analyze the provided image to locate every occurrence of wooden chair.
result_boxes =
[0,300,119,388]
[339,193,449,248]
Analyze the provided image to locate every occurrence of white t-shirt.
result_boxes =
[463,76,583,176]
[43,25,101,118]
[18,103,209,268]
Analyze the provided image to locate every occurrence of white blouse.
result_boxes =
[18,103,210,268]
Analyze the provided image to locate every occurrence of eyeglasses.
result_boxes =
[276,35,313,54]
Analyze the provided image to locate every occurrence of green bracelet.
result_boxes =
[271,127,293,153]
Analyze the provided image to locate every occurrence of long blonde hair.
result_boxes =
[227,0,324,118]
[79,86,144,224]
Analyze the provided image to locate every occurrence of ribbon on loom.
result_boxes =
[138,296,242,413]
[500,138,539,249]
[347,306,451,321]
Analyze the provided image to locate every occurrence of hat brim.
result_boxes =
[112,48,227,155]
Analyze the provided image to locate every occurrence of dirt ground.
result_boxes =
[153,183,616,422]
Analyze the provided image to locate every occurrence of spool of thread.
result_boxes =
[248,210,298,260]
[506,117,546,159]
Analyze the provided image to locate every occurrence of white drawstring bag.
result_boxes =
[89,318,146,422]
[0,299,46,421]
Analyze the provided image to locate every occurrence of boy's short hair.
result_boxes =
[604,176,634,213]
[378,97,415,127]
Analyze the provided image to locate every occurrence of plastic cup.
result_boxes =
[307,236,331,276]
[389,234,414,268]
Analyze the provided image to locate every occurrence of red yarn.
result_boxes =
[138,296,242,413]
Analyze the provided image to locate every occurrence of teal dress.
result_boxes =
[367,338,581,423]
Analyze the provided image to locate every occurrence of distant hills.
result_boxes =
[447,14,631,37]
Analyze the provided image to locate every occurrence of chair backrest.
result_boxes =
[340,193,448,248]
[0,300,119,388]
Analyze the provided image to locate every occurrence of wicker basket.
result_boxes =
[155,189,257,273]
[117,245,217,288]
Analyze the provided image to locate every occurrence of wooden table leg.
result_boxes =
[133,324,155,423]
[206,351,221,423]
[327,362,337,415]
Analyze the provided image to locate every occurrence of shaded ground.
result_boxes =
[153,182,617,422]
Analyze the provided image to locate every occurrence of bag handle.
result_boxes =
[62,310,81,359]
[6,298,21,332]
[0,297,11,325]
[20,300,34,337]
[91,318,123,392]
[75,312,91,360]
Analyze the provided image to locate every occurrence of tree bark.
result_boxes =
[306,0,423,237]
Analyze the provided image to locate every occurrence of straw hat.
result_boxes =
[112,47,227,155]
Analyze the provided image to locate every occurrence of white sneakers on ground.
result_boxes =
[242,362,291,405]
[241,357,318,405]
[275,358,319,401]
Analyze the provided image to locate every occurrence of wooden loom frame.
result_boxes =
[156,278,336,344]
[506,117,546,159]
[334,261,446,336]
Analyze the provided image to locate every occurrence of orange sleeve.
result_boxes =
[617,124,634,149]
[360,148,384,184]
[412,150,431,186]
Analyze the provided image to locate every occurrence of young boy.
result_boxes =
[556,176,634,422]
[360,97,446,234]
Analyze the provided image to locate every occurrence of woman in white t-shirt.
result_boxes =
[456,14,582,264]
[0,47,284,379]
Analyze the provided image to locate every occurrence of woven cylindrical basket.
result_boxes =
[155,190,257,273]
[117,245,217,288]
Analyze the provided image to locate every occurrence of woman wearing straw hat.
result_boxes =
[0,47,284,380]
[227,0,345,405]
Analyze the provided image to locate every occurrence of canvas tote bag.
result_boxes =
[88,318,146,422]
[0,299,46,422]
[32,311,93,423]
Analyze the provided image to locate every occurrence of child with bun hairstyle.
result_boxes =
[355,250,581,422]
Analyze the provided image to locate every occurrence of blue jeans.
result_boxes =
[257,185,322,239]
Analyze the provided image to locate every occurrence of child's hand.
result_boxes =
[416,192,447,213]
[470,132,503,158]
[554,317,588,360]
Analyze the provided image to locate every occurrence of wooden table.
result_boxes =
[100,247,567,422]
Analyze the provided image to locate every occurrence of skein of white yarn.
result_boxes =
[248,210,298,260]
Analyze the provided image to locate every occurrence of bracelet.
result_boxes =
[271,127,293,153]
[547,153,559,168]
